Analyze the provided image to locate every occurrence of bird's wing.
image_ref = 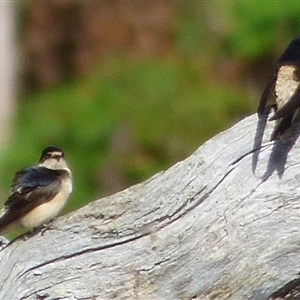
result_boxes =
[0,167,63,232]
[4,166,62,214]
[257,73,276,116]
[269,85,300,120]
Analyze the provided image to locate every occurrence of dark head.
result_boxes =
[39,146,64,163]
[39,146,69,170]
[278,35,300,65]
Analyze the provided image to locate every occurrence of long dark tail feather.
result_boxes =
[271,114,293,141]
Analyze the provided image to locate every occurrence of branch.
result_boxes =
[1,113,300,300]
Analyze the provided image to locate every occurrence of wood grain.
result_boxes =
[1,112,300,300]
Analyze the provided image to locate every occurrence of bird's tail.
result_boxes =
[271,114,293,141]
[0,208,16,235]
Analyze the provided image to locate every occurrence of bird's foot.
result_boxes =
[40,219,57,235]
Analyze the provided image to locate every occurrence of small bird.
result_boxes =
[0,146,72,235]
[258,35,300,141]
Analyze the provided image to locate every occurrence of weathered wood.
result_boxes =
[1,112,300,300]
[0,2,16,148]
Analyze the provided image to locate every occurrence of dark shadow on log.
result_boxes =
[253,106,300,181]
[252,106,272,173]
[262,115,300,181]
[268,276,300,300]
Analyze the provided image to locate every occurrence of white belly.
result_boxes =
[19,176,72,229]
[275,65,299,109]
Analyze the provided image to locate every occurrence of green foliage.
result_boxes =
[215,2,300,59]
[2,2,300,225]
[174,2,300,60]
[0,56,254,215]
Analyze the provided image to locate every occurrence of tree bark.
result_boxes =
[0,2,16,149]
[1,112,300,300]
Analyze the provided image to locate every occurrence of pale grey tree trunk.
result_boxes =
[0,113,300,300]
[0,2,16,149]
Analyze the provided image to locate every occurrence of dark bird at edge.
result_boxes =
[258,35,300,142]
[0,146,72,235]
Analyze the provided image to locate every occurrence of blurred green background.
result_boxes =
[0,1,300,218]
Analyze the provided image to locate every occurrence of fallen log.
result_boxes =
[1,112,300,300]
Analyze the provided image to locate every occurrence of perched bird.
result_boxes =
[258,35,300,141]
[0,146,72,235]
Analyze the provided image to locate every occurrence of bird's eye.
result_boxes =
[45,153,52,159]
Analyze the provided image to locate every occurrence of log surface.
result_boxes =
[1,112,300,300]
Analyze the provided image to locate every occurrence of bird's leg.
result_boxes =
[0,236,9,250]
[40,219,57,235]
